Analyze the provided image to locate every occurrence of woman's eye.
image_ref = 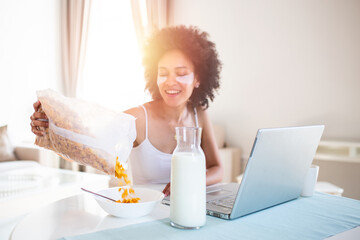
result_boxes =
[177,73,188,77]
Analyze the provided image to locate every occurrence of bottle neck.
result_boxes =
[175,127,202,152]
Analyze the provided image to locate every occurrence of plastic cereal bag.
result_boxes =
[34,89,136,175]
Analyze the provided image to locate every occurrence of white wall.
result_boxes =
[0,0,61,143]
[169,0,360,157]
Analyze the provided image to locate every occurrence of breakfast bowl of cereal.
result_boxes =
[93,186,165,218]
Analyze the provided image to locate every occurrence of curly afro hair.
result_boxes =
[142,25,222,109]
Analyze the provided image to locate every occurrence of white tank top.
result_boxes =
[129,105,199,185]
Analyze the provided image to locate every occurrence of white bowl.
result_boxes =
[94,187,164,218]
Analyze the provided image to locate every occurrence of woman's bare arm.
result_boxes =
[198,108,224,185]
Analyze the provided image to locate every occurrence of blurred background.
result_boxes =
[0,0,359,199]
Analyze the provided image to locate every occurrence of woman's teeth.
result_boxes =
[166,90,180,94]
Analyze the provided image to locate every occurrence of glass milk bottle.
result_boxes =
[170,127,206,229]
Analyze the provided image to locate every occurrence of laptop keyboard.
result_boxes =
[208,194,236,208]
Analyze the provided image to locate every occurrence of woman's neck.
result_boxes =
[154,100,191,125]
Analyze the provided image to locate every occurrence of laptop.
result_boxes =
[162,125,324,220]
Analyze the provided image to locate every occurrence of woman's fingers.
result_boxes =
[31,111,48,121]
[31,119,49,128]
[33,100,41,111]
[162,183,171,197]
[30,123,45,136]
[31,101,47,136]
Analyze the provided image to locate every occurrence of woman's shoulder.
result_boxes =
[123,101,155,120]
[124,104,149,144]
[194,105,211,126]
[124,106,144,119]
[194,105,208,117]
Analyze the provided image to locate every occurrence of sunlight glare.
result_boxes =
[79,0,150,112]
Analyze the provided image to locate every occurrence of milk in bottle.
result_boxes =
[170,127,206,229]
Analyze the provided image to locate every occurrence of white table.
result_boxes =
[2,166,357,240]
[9,189,360,240]
[0,162,110,239]
[10,184,168,240]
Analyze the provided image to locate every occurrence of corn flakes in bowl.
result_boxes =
[94,187,164,218]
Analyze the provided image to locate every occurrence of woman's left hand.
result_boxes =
[162,182,170,197]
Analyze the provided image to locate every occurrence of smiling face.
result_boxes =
[157,50,199,107]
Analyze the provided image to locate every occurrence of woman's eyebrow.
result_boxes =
[158,66,188,69]
[158,67,168,73]
[158,66,189,71]
[175,66,188,70]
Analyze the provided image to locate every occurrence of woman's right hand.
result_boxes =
[30,101,49,136]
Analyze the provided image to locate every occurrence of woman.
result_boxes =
[30,25,223,196]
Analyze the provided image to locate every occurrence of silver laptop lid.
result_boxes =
[230,125,324,219]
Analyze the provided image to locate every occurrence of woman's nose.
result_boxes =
[164,74,177,84]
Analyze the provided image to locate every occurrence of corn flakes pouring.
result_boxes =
[34,89,136,175]
[115,157,140,203]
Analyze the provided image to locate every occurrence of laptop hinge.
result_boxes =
[207,210,230,220]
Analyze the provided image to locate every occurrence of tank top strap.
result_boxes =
[194,107,199,128]
[140,105,148,138]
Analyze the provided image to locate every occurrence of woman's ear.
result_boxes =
[194,75,200,88]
